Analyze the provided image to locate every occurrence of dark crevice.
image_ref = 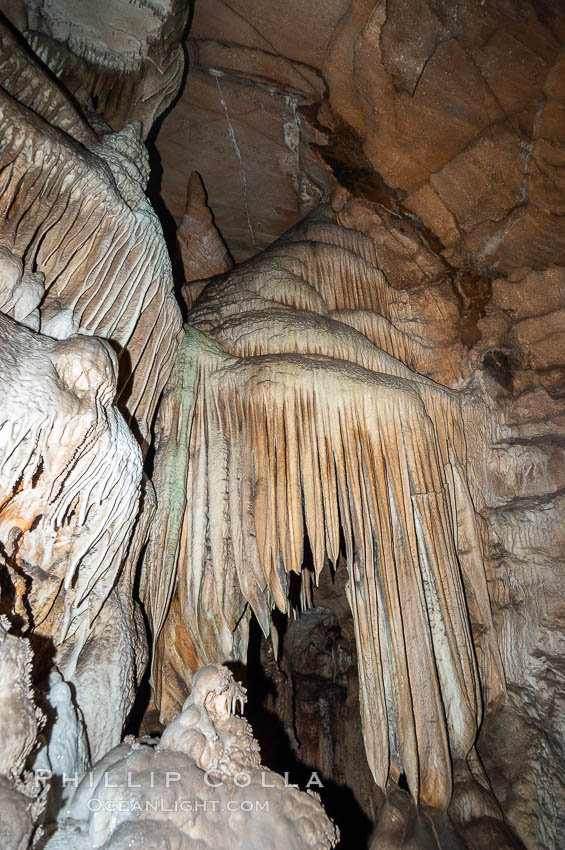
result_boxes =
[241,614,374,849]
[451,268,493,349]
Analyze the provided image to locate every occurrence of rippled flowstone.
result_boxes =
[46,665,338,850]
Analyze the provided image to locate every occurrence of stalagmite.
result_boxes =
[177,171,234,284]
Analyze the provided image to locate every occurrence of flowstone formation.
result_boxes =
[0,0,185,833]
[0,1,563,849]
[0,619,45,850]
[45,665,337,850]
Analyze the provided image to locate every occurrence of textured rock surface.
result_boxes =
[19,0,189,138]
[0,1,564,849]
[0,4,184,776]
[0,20,183,443]
[0,309,145,761]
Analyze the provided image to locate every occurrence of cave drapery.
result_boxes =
[0,1,563,849]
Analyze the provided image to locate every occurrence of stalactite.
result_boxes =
[151,213,505,809]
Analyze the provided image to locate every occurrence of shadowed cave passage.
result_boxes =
[232,534,374,850]
[237,602,375,850]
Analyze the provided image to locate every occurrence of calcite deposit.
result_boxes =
[45,665,338,850]
[0,1,563,849]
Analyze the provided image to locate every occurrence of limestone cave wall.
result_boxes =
[0,1,563,849]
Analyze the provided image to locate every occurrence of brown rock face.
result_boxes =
[338,1,565,274]
[155,0,343,259]
[155,0,565,277]
[151,4,565,848]
[151,53,565,824]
